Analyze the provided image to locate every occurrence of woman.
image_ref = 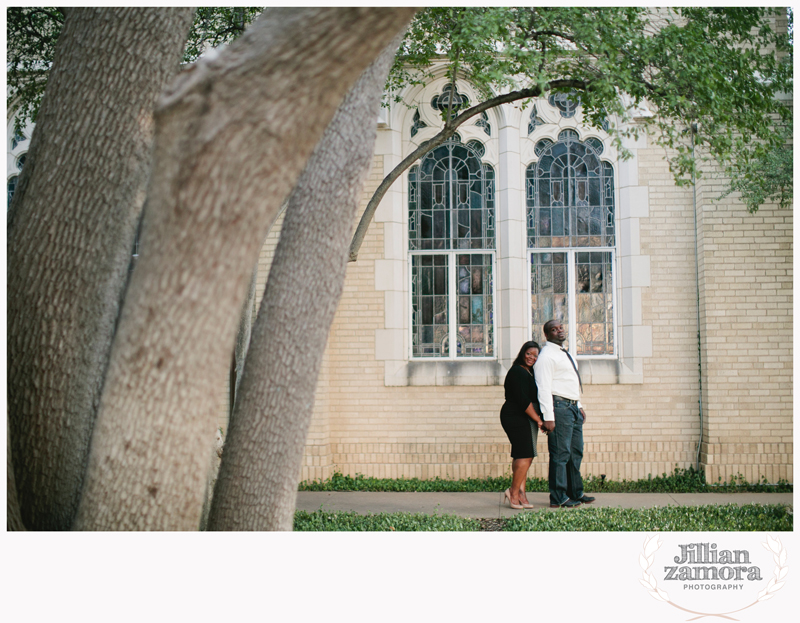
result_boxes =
[500,341,546,509]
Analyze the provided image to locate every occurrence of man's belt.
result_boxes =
[553,395,578,406]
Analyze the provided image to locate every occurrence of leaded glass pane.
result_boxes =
[410,110,427,138]
[412,255,449,357]
[476,111,491,136]
[11,129,25,150]
[408,166,419,246]
[457,253,493,357]
[574,251,614,355]
[7,175,18,208]
[603,162,615,241]
[558,129,579,142]
[586,137,603,154]
[432,84,469,119]
[526,133,615,248]
[466,139,485,158]
[534,139,553,157]
[548,92,580,117]
[409,132,496,359]
[408,137,495,251]
[528,106,545,135]
[530,252,569,340]
[16,154,26,171]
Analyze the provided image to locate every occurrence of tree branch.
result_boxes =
[348,78,586,262]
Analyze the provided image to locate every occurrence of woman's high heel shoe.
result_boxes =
[504,488,524,510]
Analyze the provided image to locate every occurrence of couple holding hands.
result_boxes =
[499,319,596,510]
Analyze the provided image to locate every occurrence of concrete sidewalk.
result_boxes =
[296,491,793,518]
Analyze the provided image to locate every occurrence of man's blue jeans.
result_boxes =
[547,400,584,505]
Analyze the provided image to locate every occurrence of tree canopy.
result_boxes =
[394,7,791,176]
[348,7,792,259]
[6,6,263,131]
[10,7,792,216]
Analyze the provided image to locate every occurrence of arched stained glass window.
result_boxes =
[527,132,616,356]
[409,138,495,251]
[526,134,615,249]
[409,137,495,359]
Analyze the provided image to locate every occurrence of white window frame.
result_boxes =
[528,247,618,359]
[408,249,497,361]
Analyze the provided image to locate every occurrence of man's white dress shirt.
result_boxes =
[533,342,583,421]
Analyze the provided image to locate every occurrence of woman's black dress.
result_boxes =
[499,365,540,459]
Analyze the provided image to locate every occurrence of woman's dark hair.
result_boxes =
[513,341,540,367]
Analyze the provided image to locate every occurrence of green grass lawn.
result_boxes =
[293,503,792,532]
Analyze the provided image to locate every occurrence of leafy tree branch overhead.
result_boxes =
[350,7,792,259]
[9,6,792,225]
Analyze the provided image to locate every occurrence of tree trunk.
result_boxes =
[7,416,25,531]
[207,32,407,531]
[6,7,195,530]
[233,266,258,408]
[73,7,415,531]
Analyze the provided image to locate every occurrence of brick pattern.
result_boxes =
[694,160,793,484]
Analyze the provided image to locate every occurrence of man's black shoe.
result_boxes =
[577,496,596,504]
[549,499,582,508]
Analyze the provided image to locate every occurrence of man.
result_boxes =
[533,319,596,508]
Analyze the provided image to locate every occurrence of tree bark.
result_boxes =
[232,266,258,407]
[7,416,25,531]
[73,7,415,531]
[207,32,408,531]
[6,7,195,530]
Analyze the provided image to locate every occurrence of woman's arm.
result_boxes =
[525,403,545,431]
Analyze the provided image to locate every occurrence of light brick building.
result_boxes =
[7,36,790,489]
[251,77,793,486]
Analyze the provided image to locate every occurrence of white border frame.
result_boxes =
[526,247,618,359]
[408,249,498,361]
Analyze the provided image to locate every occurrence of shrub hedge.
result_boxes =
[298,467,792,494]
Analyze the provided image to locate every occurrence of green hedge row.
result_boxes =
[298,467,792,494]
[293,504,792,532]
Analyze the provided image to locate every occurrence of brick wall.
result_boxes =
[250,135,792,486]
[695,163,793,484]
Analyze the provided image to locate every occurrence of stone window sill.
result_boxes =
[384,358,643,386]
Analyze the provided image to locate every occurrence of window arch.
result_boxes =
[526,132,616,356]
[409,137,495,358]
